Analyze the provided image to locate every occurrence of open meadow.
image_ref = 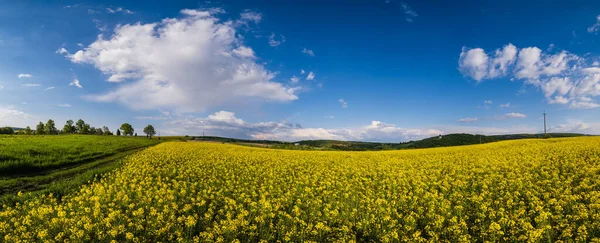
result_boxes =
[0,135,159,205]
[1,137,599,242]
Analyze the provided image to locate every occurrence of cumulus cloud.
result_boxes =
[55,47,69,55]
[458,44,517,82]
[338,98,348,108]
[163,111,442,142]
[302,48,315,57]
[18,74,33,79]
[306,72,315,81]
[268,33,285,47]
[68,9,298,112]
[0,106,33,127]
[457,117,478,123]
[458,44,600,109]
[69,79,83,88]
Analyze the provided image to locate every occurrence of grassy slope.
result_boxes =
[0,135,158,175]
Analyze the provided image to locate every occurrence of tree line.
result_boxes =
[1,119,157,138]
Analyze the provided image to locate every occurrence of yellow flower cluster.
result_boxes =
[2,137,600,242]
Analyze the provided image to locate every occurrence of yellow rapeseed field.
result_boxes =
[2,137,600,242]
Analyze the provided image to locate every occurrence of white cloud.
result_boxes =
[232,46,255,58]
[55,47,69,55]
[306,72,315,81]
[67,9,299,112]
[69,79,83,88]
[497,112,527,119]
[401,3,418,22]
[290,76,300,84]
[57,104,72,107]
[302,48,315,57]
[240,11,262,24]
[135,116,168,120]
[458,44,517,82]
[458,44,600,109]
[0,85,3,89]
[588,15,600,33]
[268,33,285,47]
[457,117,478,123]
[106,7,134,14]
[569,98,600,109]
[46,86,55,90]
[18,74,33,79]
[164,111,442,142]
[593,61,600,66]
[499,103,511,108]
[458,48,489,81]
[484,100,492,104]
[338,98,348,108]
[325,116,335,119]
[300,69,305,74]
[0,106,33,127]
[22,84,41,87]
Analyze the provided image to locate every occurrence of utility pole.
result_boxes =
[543,112,547,136]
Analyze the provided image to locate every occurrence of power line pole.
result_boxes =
[543,112,547,136]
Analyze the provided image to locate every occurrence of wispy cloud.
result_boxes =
[106,7,134,14]
[325,116,335,119]
[306,72,315,81]
[496,112,527,119]
[499,103,511,108]
[268,33,285,47]
[45,86,55,90]
[457,117,478,123]
[57,104,72,107]
[69,78,83,88]
[338,99,348,108]
[302,48,315,57]
[18,74,33,79]
[588,15,600,33]
[401,2,418,22]
[22,84,41,87]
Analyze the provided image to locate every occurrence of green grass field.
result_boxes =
[0,135,158,175]
[0,135,159,205]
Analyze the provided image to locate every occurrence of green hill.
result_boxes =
[191,133,588,151]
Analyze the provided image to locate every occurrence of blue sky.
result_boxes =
[1,0,600,142]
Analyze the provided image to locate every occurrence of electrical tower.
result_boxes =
[543,112,547,135]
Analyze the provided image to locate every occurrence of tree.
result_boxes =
[63,120,75,134]
[0,127,14,134]
[120,123,134,136]
[96,128,104,135]
[24,126,32,135]
[82,124,91,135]
[103,126,112,135]
[45,119,58,135]
[76,119,85,134]
[143,125,156,138]
[36,122,45,135]
[116,129,121,136]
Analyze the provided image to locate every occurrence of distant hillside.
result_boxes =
[191,133,588,151]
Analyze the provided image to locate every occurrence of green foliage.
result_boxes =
[0,135,158,175]
[63,120,75,134]
[0,127,14,135]
[120,123,134,136]
[44,119,58,135]
[35,122,45,135]
[116,129,121,136]
[24,126,32,135]
[143,124,156,138]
